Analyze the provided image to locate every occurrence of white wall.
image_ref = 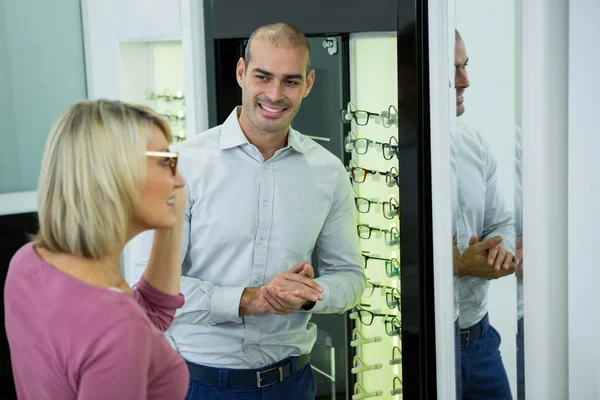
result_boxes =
[80,0,209,133]
[455,2,518,397]
[568,0,600,398]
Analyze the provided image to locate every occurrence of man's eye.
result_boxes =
[288,81,299,86]
[256,75,267,80]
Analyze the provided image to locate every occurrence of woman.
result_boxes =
[4,100,189,399]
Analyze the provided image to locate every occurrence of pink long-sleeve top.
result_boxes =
[3,243,189,400]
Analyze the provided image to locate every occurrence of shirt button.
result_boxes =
[254,277,260,284]
[249,315,255,320]
[262,200,268,207]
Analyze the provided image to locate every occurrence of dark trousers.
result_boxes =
[456,318,463,399]
[461,315,512,399]
[517,317,525,400]
[184,358,316,400]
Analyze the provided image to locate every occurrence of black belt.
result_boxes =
[460,314,489,347]
[186,354,311,388]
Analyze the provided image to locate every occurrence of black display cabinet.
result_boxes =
[206,0,436,398]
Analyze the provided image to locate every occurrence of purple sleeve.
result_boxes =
[78,317,152,400]
[133,277,185,332]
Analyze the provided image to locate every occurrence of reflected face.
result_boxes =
[454,39,470,117]
[135,125,184,230]
[236,38,315,135]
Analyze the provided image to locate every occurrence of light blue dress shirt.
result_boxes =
[515,126,524,318]
[128,107,366,369]
[455,120,516,329]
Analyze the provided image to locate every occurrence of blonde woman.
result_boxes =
[4,100,189,399]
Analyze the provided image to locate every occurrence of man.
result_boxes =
[514,126,525,400]
[452,30,516,399]
[129,22,365,399]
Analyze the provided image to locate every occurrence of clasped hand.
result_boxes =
[259,260,324,315]
[454,235,516,279]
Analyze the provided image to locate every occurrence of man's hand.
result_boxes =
[455,236,515,279]
[239,287,282,316]
[485,240,514,272]
[515,236,523,279]
[260,260,323,315]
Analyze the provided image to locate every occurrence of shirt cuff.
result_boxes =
[298,280,331,314]
[210,286,245,324]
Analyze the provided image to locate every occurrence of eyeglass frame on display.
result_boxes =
[349,306,396,327]
[384,316,401,337]
[145,88,185,102]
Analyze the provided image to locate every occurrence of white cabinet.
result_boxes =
[81,0,209,137]
[117,0,182,42]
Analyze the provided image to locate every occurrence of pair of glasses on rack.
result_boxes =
[159,110,186,124]
[355,196,399,219]
[385,317,402,337]
[349,305,396,326]
[357,225,400,246]
[171,131,187,145]
[341,103,399,128]
[349,163,399,187]
[345,132,399,160]
[363,281,401,309]
[362,252,399,269]
[340,102,380,126]
[145,88,185,102]
[381,105,399,128]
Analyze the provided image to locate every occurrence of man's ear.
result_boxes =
[236,57,246,89]
[303,69,316,98]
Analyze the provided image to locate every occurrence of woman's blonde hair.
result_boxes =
[34,100,171,260]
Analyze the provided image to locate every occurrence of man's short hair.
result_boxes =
[244,22,311,74]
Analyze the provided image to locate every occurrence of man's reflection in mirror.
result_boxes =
[452,30,516,399]
[515,126,524,400]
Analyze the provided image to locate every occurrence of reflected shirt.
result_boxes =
[455,120,515,329]
[515,126,524,318]
[129,107,366,369]
[451,128,460,321]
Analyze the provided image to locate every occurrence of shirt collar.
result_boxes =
[286,127,306,154]
[219,107,306,154]
[219,107,250,150]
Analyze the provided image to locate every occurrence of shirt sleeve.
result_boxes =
[133,276,185,332]
[77,316,152,400]
[481,135,516,253]
[303,162,367,314]
[514,126,523,238]
[126,162,245,326]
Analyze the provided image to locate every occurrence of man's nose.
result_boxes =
[456,70,470,89]
[265,81,284,102]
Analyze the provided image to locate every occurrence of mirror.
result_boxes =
[452,1,523,398]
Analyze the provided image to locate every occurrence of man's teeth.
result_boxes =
[167,198,175,205]
[261,104,283,113]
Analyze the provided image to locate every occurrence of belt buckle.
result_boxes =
[256,365,284,388]
[461,331,470,347]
